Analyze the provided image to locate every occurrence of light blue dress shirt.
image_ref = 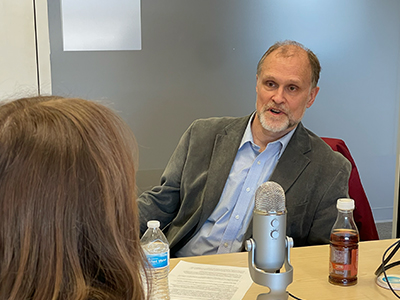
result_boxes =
[176,116,295,257]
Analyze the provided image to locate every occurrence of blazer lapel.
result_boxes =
[269,122,311,192]
[194,115,251,234]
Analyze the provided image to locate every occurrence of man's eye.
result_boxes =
[265,81,276,88]
[288,85,298,92]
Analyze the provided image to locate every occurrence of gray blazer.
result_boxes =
[138,115,351,256]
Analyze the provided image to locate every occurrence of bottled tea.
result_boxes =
[329,198,359,286]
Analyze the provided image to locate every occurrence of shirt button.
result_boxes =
[257,161,261,165]
[235,215,239,219]
[246,187,250,192]
[224,243,229,248]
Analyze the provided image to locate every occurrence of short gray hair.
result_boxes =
[257,40,321,88]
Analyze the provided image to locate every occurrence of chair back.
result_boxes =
[321,137,379,241]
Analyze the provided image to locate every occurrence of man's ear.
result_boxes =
[307,86,320,108]
[255,74,259,93]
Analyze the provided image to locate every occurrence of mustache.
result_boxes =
[261,104,288,114]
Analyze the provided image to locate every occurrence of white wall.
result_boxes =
[0,0,51,101]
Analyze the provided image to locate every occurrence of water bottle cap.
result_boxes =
[337,198,355,210]
[147,220,160,228]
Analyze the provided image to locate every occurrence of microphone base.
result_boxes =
[257,291,289,300]
[246,237,294,300]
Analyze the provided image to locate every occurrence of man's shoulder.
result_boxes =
[189,114,251,132]
[300,125,351,168]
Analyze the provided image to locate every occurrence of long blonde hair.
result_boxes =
[0,96,148,299]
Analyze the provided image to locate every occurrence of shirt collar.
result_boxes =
[239,112,296,158]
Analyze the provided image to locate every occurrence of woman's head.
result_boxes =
[0,96,146,299]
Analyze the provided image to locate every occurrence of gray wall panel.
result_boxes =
[47,0,400,222]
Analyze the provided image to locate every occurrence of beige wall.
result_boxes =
[0,0,51,101]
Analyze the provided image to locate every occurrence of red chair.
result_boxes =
[322,137,379,241]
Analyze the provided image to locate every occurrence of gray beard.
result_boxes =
[256,103,305,133]
[257,110,292,133]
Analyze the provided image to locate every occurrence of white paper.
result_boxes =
[61,0,141,51]
[169,261,253,300]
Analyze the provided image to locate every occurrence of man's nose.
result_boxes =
[271,87,285,104]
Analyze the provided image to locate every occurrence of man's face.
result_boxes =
[255,48,319,136]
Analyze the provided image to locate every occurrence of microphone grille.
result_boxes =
[255,181,286,213]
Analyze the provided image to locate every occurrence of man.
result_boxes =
[138,40,351,257]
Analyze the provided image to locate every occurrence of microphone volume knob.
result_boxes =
[270,229,279,239]
[271,218,280,227]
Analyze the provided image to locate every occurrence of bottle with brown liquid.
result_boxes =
[329,198,359,286]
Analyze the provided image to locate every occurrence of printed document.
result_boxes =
[169,261,253,300]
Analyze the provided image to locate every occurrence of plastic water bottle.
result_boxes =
[329,198,359,286]
[141,220,170,300]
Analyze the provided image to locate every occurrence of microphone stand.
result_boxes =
[246,236,294,300]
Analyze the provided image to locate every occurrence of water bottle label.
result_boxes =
[146,250,169,269]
